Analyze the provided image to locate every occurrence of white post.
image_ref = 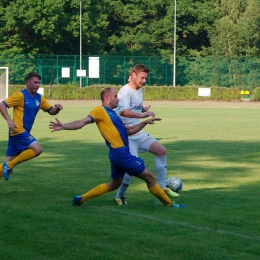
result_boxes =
[173,0,176,87]
[0,67,9,98]
[79,0,82,88]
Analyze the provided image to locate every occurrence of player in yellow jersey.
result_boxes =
[49,88,185,208]
[0,72,63,180]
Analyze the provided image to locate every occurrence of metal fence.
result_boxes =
[0,54,259,89]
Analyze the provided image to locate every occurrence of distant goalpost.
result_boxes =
[0,67,9,100]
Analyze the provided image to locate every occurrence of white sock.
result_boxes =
[155,155,167,189]
[115,173,133,197]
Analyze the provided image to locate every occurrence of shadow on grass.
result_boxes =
[1,138,260,188]
[1,138,260,260]
[1,137,260,211]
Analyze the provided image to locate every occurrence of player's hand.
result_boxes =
[142,111,155,118]
[142,105,151,112]
[49,118,63,132]
[144,117,161,124]
[7,119,17,130]
[54,104,63,110]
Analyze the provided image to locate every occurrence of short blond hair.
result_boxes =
[131,64,149,75]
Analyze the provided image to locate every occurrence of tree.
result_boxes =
[0,0,108,55]
[209,0,260,57]
[175,0,217,56]
[105,0,217,57]
[237,0,260,56]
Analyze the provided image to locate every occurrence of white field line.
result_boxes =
[102,207,260,241]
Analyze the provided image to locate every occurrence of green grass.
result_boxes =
[1,100,260,260]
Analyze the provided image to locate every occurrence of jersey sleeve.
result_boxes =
[3,92,23,108]
[117,86,131,113]
[88,106,106,121]
[40,95,52,112]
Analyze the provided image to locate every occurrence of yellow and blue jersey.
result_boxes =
[3,89,52,136]
[88,105,145,178]
[88,105,129,150]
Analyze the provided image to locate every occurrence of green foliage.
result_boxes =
[250,87,260,101]
[0,1,260,62]
[0,0,108,55]
[106,0,217,57]
[8,84,242,101]
[144,86,241,101]
[209,0,260,56]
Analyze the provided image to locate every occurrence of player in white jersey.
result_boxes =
[114,64,179,205]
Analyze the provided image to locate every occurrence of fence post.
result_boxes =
[56,55,59,85]
[124,57,126,85]
[165,60,168,86]
[103,60,106,85]
[245,58,248,89]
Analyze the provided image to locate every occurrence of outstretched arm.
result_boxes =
[49,116,92,132]
[126,117,161,135]
[121,108,155,119]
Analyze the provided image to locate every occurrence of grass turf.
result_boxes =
[1,100,260,260]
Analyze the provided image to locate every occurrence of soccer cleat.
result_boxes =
[114,196,128,205]
[72,195,82,206]
[170,202,186,208]
[164,187,180,198]
[2,162,13,181]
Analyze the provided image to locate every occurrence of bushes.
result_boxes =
[8,84,246,101]
[250,87,260,101]
[144,86,241,101]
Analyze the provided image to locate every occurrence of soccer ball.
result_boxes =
[166,176,183,193]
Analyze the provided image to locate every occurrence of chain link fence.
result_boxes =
[0,54,259,89]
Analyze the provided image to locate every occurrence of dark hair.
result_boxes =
[131,64,149,75]
[25,72,41,81]
[101,87,114,101]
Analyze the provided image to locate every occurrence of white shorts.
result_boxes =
[128,131,157,156]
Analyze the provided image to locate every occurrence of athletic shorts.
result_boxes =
[6,132,37,157]
[109,146,146,180]
[128,131,156,156]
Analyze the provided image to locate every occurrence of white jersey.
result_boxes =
[116,84,143,127]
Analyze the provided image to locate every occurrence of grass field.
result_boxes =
[1,100,260,260]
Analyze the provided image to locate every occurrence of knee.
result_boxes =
[156,146,167,157]
[34,147,43,157]
[150,143,167,157]
[144,171,156,182]
[145,173,157,187]
[161,147,167,156]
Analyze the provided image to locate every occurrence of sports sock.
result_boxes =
[7,149,36,169]
[81,183,109,202]
[155,155,167,189]
[149,183,172,207]
[115,173,132,197]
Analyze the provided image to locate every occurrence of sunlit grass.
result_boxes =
[1,100,260,259]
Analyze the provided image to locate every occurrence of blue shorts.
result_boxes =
[109,146,145,180]
[6,132,37,157]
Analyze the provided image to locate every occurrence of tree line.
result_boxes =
[0,0,260,58]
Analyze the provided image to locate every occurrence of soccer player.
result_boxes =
[49,88,185,208]
[114,64,179,205]
[0,72,63,180]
